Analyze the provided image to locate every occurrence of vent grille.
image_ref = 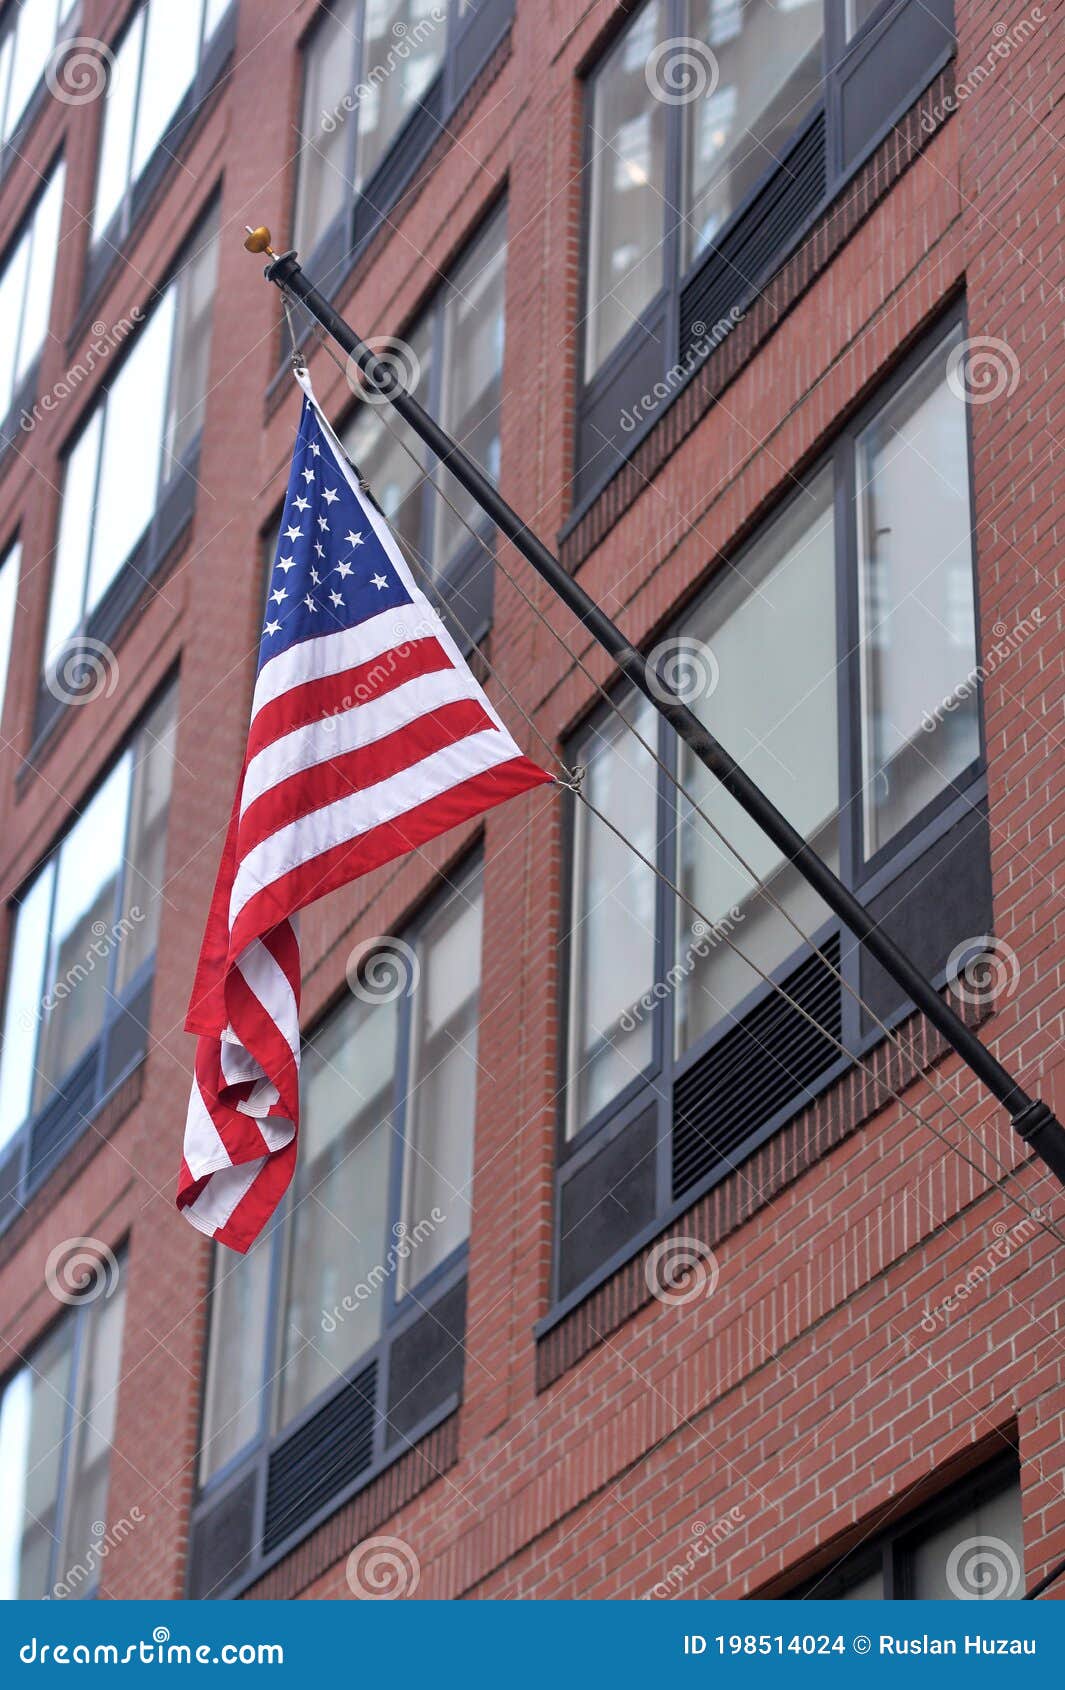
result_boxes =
[672,936,841,1201]
[263,1361,377,1553]
[678,109,827,365]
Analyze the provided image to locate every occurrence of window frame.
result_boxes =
[552,303,987,1310]
[0,683,177,1222]
[0,0,77,158]
[291,0,514,290]
[570,0,956,513]
[190,855,485,1594]
[0,148,64,452]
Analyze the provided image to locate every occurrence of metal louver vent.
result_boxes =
[678,109,827,366]
[263,1361,377,1554]
[672,936,842,1201]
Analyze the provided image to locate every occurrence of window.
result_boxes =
[802,1456,1024,1599]
[44,212,219,679]
[0,0,76,144]
[557,314,985,1301]
[191,864,483,1592]
[343,204,507,640]
[574,0,956,501]
[0,537,19,723]
[292,0,513,270]
[0,158,64,426]
[90,0,232,246]
[0,685,177,1200]
[0,1256,127,1599]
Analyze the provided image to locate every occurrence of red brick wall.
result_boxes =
[0,0,1062,1603]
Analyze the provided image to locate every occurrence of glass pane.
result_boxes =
[675,472,838,1050]
[114,686,177,992]
[92,12,143,240]
[585,1,668,379]
[840,1567,884,1598]
[0,226,30,415]
[857,327,979,856]
[16,161,65,387]
[0,32,14,143]
[432,207,507,573]
[87,288,176,613]
[203,0,231,37]
[130,0,201,181]
[400,867,483,1290]
[163,210,220,472]
[277,993,397,1428]
[0,539,20,723]
[199,1241,271,1482]
[0,1318,76,1599]
[910,1475,1024,1599]
[355,0,447,189]
[57,1278,127,1597]
[342,316,433,563]
[7,0,57,139]
[0,860,55,1149]
[293,0,357,256]
[567,693,659,1134]
[34,759,131,1105]
[45,409,102,661]
[846,0,881,36]
[684,0,823,266]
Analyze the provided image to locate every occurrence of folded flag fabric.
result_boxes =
[177,368,552,1251]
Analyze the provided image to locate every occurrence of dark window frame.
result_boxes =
[0,144,64,463]
[794,1450,1022,1599]
[188,854,484,1598]
[0,682,177,1230]
[550,301,989,1316]
[570,0,956,514]
[292,0,514,296]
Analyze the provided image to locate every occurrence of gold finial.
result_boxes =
[243,225,276,257]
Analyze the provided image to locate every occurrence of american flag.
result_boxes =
[177,370,551,1251]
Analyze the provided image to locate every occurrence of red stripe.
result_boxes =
[238,697,496,859]
[230,755,552,957]
[225,967,300,1126]
[247,636,451,763]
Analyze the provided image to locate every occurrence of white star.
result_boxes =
[335,560,353,578]
[284,525,302,542]
[303,594,317,612]
[310,568,321,585]
[371,573,388,590]
[270,587,287,604]
[309,441,321,457]
[329,590,343,607]
[322,487,339,505]
[317,515,329,532]
[345,530,365,548]
[264,619,282,636]
[301,467,315,483]
[293,494,310,512]
[314,541,325,559]
[277,555,297,573]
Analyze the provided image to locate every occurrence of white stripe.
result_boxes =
[183,1157,268,1237]
[241,663,481,815]
[183,1078,231,1180]
[236,937,300,1058]
[252,605,439,722]
[229,726,520,927]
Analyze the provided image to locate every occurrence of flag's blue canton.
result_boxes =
[257,399,412,673]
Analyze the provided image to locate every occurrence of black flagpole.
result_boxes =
[245,227,1065,1194]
